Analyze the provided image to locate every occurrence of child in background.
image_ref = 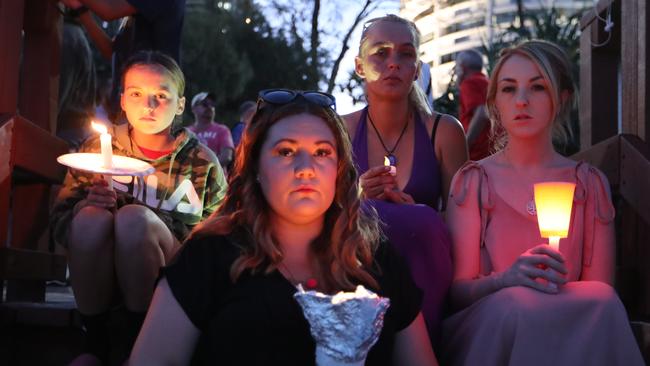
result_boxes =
[51,50,227,365]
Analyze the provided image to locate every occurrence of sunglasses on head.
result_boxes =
[257,89,336,111]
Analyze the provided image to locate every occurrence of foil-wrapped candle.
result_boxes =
[533,182,576,251]
[91,121,114,189]
[294,285,390,366]
[383,156,396,176]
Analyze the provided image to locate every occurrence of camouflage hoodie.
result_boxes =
[51,123,227,245]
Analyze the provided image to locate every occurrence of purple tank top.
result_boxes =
[352,107,441,207]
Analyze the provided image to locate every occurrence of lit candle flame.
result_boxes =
[91,121,108,134]
[383,156,396,176]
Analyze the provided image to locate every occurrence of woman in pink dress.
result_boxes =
[441,40,644,365]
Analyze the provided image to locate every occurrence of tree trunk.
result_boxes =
[516,0,524,30]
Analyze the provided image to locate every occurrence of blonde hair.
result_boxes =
[486,40,576,151]
[359,14,432,116]
[189,97,381,292]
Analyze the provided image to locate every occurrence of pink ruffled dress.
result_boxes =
[440,161,644,365]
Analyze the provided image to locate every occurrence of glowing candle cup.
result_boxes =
[91,121,114,189]
[534,182,575,291]
[383,156,396,176]
[533,182,576,250]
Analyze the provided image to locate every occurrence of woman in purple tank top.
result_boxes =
[341,14,468,346]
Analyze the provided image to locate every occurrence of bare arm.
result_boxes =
[465,105,489,146]
[393,313,438,366]
[129,278,200,366]
[580,171,616,285]
[434,115,469,209]
[580,220,615,284]
[447,167,487,309]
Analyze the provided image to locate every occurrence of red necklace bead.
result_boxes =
[305,278,318,289]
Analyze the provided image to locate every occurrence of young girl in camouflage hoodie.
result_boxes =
[51,50,227,364]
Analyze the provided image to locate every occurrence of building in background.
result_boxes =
[401,0,593,98]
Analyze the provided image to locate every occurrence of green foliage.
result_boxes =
[181,0,320,125]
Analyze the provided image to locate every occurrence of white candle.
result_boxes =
[383,156,396,176]
[99,133,113,169]
[91,121,114,169]
[91,121,114,190]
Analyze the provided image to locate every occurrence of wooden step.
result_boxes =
[631,321,650,364]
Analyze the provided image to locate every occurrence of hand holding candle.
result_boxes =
[383,156,396,176]
[91,121,114,190]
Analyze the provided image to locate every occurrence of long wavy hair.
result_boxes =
[359,14,432,117]
[190,97,382,292]
[486,40,576,151]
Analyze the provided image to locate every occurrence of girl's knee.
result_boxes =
[72,205,114,229]
[114,204,169,253]
[115,205,159,237]
[114,204,154,226]
[69,206,114,252]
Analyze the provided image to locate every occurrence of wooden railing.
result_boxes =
[0,0,68,302]
[573,135,650,318]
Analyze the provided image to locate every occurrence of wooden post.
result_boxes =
[0,0,68,302]
[20,0,62,133]
[579,0,619,150]
[0,0,25,115]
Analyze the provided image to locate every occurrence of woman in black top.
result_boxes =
[129,90,438,365]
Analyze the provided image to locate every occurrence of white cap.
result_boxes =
[191,92,215,108]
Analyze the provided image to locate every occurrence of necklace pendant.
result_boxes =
[386,154,397,166]
[526,200,537,216]
[305,278,318,289]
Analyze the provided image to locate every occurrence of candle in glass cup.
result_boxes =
[533,182,576,250]
[533,181,575,290]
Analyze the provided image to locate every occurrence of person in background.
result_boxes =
[344,14,468,346]
[231,100,256,148]
[51,51,227,366]
[456,49,492,161]
[57,8,97,149]
[441,40,644,366]
[188,92,235,173]
[129,90,438,366]
[59,0,186,121]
